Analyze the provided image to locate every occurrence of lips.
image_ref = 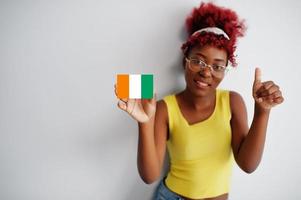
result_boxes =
[194,79,211,88]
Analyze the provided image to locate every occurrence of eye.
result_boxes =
[212,65,225,71]
[189,58,207,67]
[190,59,199,65]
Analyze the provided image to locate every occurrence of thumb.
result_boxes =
[150,93,157,104]
[149,86,156,104]
[254,67,262,84]
[146,92,156,104]
[253,67,263,103]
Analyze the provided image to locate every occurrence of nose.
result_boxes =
[198,66,212,77]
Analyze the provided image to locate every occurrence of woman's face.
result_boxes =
[184,44,228,97]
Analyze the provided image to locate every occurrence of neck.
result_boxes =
[181,88,216,110]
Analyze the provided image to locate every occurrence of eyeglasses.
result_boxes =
[185,57,229,77]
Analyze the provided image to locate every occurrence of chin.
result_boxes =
[188,86,212,97]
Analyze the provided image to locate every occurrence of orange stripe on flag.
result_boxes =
[117,74,129,98]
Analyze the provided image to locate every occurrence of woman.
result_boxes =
[115,2,284,200]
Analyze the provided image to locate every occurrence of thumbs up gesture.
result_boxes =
[252,68,284,110]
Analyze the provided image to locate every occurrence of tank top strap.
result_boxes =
[216,89,232,121]
[163,89,231,130]
[163,94,182,132]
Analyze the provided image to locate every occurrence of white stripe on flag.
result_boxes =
[129,74,141,98]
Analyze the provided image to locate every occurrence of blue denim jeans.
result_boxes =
[153,177,184,200]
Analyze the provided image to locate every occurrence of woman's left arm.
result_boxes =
[230,68,284,173]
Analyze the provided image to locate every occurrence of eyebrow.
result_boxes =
[195,53,226,62]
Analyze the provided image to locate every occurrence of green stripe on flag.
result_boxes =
[141,74,153,99]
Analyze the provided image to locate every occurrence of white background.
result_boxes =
[0,0,300,199]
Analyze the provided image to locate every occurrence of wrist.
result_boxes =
[254,102,271,116]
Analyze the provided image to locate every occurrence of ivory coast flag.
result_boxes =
[116,74,153,99]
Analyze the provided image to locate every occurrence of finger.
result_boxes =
[266,96,284,105]
[117,100,127,111]
[259,96,275,104]
[265,96,275,103]
[269,91,283,100]
[270,90,282,99]
[258,84,279,97]
[256,81,274,97]
[256,97,263,103]
[262,90,283,103]
[114,85,118,97]
[114,84,121,98]
[120,98,128,103]
[147,92,156,103]
[134,98,141,105]
[152,93,157,102]
[273,96,284,104]
[129,99,137,115]
[254,67,261,84]
[147,86,156,103]
[262,90,282,101]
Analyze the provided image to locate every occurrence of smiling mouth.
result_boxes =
[194,79,211,88]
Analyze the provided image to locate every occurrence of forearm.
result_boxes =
[137,117,160,183]
[237,103,270,173]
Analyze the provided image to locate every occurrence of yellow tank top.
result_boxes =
[163,89,234,199]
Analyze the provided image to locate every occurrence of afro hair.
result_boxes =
[181,2,246,67]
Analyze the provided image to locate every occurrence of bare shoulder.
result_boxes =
[154,99,169,140]
[229,90,244,103]
[155,99,168,124]
[156,99,167,109]
[230,90,244,110]
[229,90,246,114]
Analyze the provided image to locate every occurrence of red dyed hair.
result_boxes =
[181,2,246,67]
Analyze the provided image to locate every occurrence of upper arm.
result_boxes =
[154,100,169,171]
[230,91,249,161]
